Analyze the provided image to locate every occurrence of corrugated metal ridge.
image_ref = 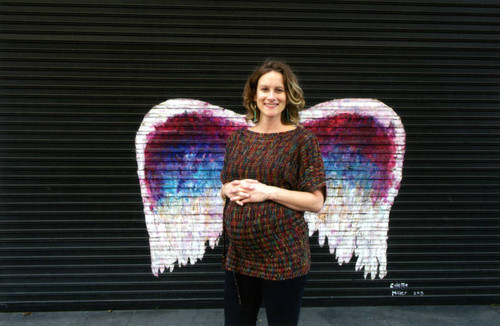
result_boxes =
[1,20,498,34]
[1,0,499,13]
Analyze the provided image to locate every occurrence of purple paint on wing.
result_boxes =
[144,111,244,205]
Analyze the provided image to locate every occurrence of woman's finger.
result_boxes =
[230,194,246,201]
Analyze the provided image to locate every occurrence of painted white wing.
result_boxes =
[302,99,406,279]
[136,99,246,276]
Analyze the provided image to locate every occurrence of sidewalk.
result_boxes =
[1,305,499,326]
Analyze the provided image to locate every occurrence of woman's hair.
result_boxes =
[243,59,305,125]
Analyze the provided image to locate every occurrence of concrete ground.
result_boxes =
[1,305,499,326]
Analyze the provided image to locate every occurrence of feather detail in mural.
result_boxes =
[136,98,405,279]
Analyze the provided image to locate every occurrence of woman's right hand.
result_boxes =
[222,179,258,205]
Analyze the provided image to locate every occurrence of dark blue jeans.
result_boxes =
[224,270,308,326]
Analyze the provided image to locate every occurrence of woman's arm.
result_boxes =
[222,179,325,213]
[265,186,324,213]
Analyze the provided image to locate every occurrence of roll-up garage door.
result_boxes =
[0,0,498,312]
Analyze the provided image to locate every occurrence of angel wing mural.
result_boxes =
[136,98,405,279]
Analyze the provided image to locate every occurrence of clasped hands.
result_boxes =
[221,179,272,206]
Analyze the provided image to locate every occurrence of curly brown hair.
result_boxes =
[243,59,305,125]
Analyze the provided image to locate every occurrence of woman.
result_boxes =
[220,59,326,326]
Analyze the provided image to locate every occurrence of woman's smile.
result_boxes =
[264,102,279,109]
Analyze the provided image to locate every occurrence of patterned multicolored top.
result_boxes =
[221,127,326,280]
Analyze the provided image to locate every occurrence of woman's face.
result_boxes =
[254,71,287,123]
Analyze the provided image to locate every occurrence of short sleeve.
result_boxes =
[220,130,237,185]
[298,131,327,198]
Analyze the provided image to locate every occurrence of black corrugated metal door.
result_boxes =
[1,0,499,312]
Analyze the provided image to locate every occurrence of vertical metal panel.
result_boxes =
[0,0,498,311]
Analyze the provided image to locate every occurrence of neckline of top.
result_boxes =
[244,126,300,137]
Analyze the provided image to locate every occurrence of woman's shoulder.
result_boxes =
[227,128,245,138]
[225,128,246,146]
[294,126,319,142]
